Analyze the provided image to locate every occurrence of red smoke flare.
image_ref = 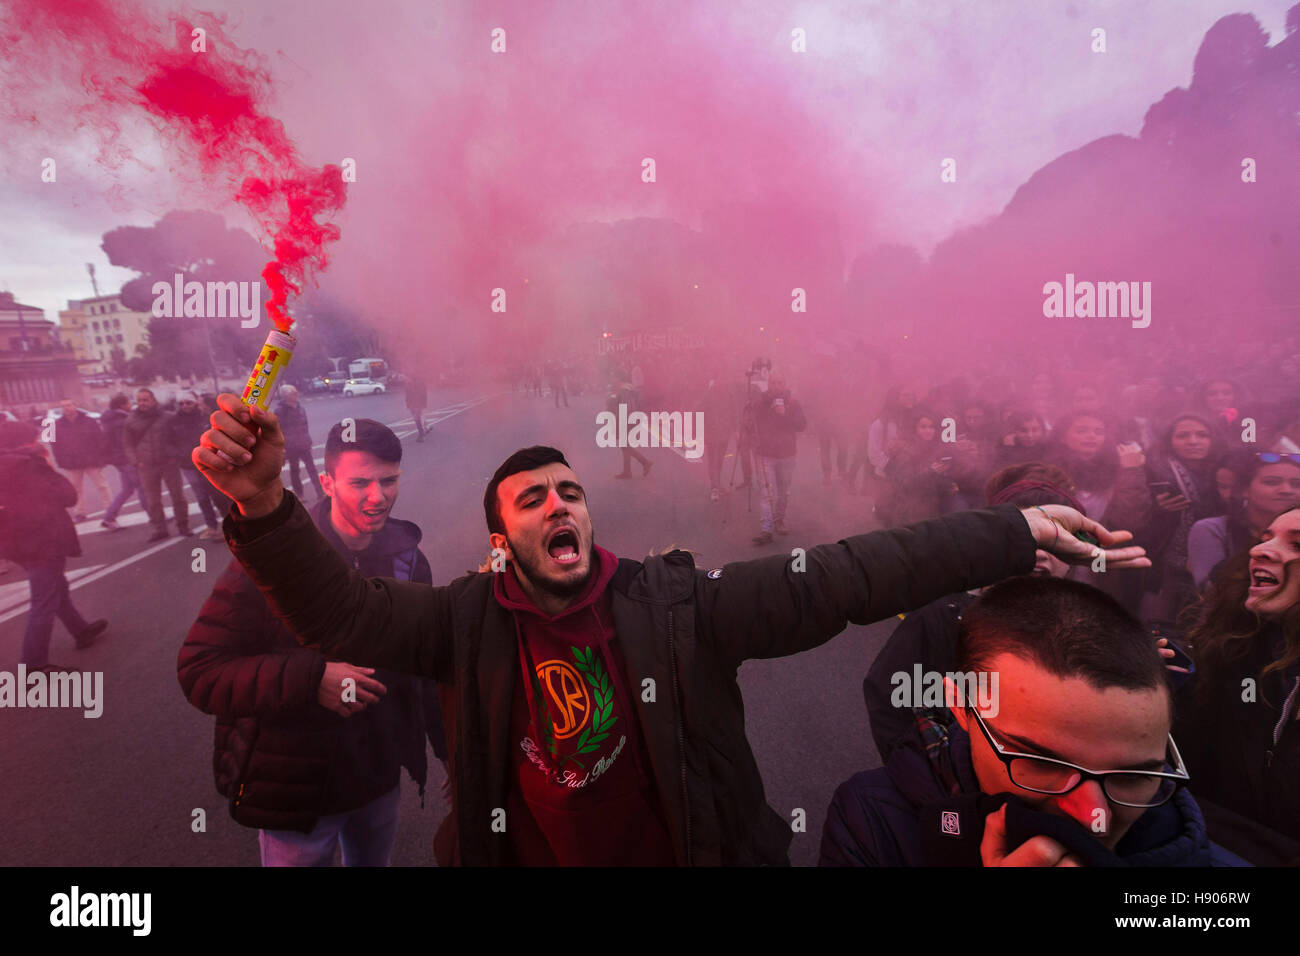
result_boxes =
[1,1,346,332]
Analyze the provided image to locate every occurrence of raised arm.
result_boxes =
[194,394,453,680]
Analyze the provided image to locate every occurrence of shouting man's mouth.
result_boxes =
[546,527,581,566]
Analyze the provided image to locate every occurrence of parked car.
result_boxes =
[342,377,386,397]
[43,406,102,422]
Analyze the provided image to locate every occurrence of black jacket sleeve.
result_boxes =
[696,504,1036,667]
[177,558,328,718]
[225,492,455,681]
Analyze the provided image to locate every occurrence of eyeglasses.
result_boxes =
[1257,452,1300,465]
[967,707,1189,808]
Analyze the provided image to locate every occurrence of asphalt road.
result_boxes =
[0,385,901,866]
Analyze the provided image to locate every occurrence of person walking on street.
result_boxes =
[275,385,326,495]
[403,374,429,443]
[0,422,108,672]
[100,393,146,530]
[609,381,652,479]
[752,375,807,545]
[49,399,110,521]
[124,388,190,542]
[548,362,569,409]
[171,392,225,539]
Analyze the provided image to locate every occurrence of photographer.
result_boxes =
[752,375,807,546]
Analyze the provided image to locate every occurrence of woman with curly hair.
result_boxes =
[1178,506,1300,864]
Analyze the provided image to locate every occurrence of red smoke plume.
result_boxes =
[0,0,346,331]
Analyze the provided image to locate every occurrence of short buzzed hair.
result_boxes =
[958,576,1167,696]
[324,418,402,475]
[484,446,570,535]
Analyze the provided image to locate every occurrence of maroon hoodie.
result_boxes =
[494,544,675,865]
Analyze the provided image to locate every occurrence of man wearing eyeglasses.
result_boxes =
[820,575,1245,866]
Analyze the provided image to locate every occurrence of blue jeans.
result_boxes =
[104,464,145,522]
[259,785,401,867]
[757,455,796,532]
[20,557,90,668]
[182,467,220,529]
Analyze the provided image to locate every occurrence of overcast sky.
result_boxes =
[1,0,1293,323]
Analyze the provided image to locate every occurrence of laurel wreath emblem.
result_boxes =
[570,644,617,756]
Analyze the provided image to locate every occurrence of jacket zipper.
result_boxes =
[668,608,692,865]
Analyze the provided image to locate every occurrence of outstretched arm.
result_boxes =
[697,503,1148,666]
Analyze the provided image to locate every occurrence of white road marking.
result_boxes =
[2,393,502,622]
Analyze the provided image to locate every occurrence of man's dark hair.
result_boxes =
[136,388,156,400]
[109,392,131,411]
[957,575,1167,696]
[324,418,402,475]
[484,446,570,535]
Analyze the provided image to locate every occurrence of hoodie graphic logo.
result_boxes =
[941,811,961,836]
[530,645,621,777]
[536,660,589,739]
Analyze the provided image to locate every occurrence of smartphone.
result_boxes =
[1149,481,1175,496]
[1162,640,1195,674]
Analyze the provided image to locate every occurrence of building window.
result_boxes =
[92,321,99,330]
[95,336,103,344]
[113,319,121,328]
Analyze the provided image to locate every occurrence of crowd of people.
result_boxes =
[4,330,1297,867]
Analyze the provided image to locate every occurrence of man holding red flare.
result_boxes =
[193,393,1148,865]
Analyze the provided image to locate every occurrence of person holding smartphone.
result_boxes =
[1141,414,1225,625]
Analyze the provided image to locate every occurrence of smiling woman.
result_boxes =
[1176,506,1300,863]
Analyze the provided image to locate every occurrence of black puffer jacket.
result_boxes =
[178,497,446,833]
[49,412,106,470]
[226,493,1039,865]
[0,446,80,564]
[100,408,130,467]
[1177,622,1300,855]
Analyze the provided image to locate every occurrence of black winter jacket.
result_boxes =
[1177,622,1300,851]
[178,497,446,833]
[226,492,1039,864]
[100,408,130,467]
[819,718,1245,866]
[123,407,175,468]
[753,391,807,459]
[167,407,211,472]
[50,412,106,471]
[0,447,81,564]
[274,401,312,452]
